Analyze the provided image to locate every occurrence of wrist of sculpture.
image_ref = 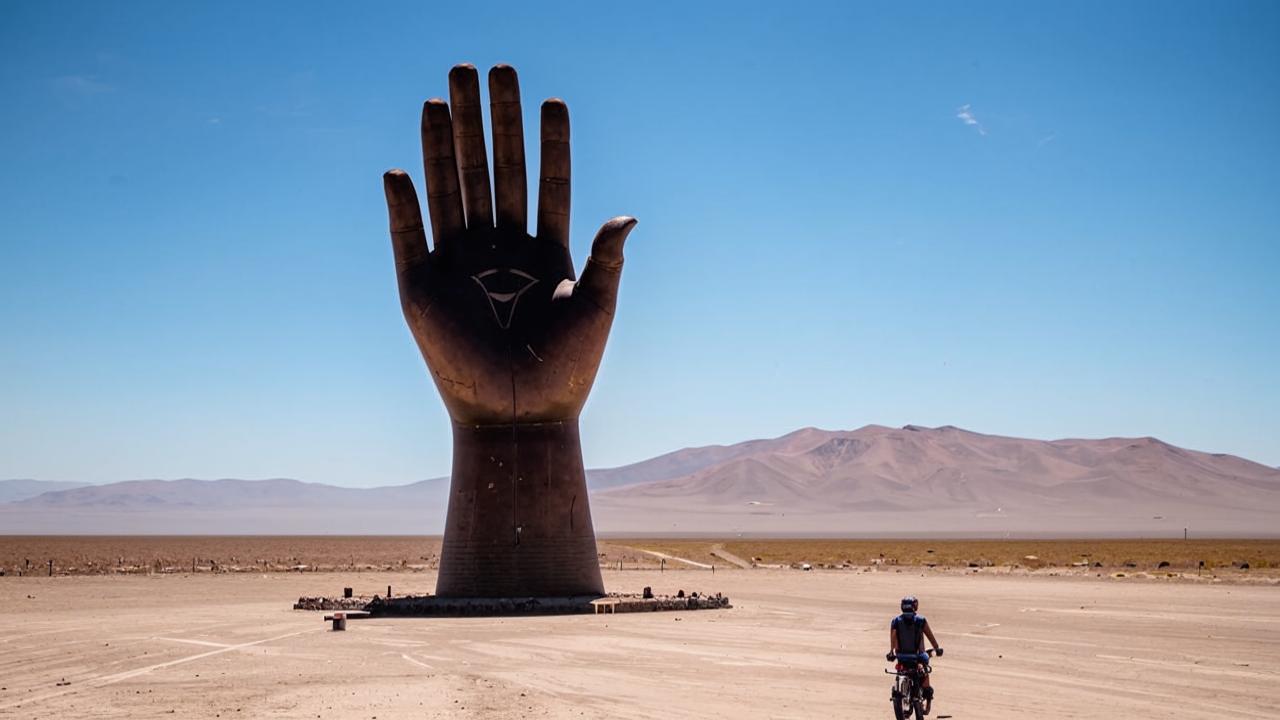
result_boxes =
[436,419,605,598]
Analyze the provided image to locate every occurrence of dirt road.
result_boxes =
[709,543,754,569]
[1,569,1276,718]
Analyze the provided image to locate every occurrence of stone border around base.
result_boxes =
[295,592,731,617]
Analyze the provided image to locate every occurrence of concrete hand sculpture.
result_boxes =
[382,64,635,597]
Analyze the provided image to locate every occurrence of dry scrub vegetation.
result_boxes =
[1,536,1276,577]
[0,536,444,575]
[0,536,656,576]
[615,538,1280,572]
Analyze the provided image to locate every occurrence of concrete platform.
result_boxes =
[295,591,732,617]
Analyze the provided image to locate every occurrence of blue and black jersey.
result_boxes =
[891,612,928,655]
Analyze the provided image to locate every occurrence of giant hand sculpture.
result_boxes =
[381,64,634,597]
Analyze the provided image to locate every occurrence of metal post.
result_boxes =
[48,559,53,577]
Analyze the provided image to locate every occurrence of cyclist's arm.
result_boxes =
[922,619,940,651]
[889,626,898,654]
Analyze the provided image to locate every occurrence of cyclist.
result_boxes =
[886,596,943,703]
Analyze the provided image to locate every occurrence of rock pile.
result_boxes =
[292,590,731,616]
[605,591,731,613]
[293,596,373,611]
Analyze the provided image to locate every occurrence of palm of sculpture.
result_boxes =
[382,64,634,597]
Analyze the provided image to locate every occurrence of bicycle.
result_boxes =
[886,648,938,719]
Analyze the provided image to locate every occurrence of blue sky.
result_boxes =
[2,1,1277,486]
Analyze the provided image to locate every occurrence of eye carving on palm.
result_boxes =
[471,267,538,329]
[382,64,635,427]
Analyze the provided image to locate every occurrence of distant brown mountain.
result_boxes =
[3,425,1278,535]
[589,425,1280,535]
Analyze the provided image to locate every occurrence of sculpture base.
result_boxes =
[294,592,731,617]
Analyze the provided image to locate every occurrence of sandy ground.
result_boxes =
[1,569,1277,719]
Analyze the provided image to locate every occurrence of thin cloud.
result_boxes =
[956,103,986,136]
[53,74,113,95]
[1037,133,1057,148]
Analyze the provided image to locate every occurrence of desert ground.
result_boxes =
[2,560,1278,719]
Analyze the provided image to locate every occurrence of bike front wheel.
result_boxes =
[891,680,911,720]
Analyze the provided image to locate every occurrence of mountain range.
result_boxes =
[0,479,89,504]
[3,425,1278,535]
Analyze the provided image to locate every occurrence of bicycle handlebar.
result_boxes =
[884,667,933,676]
[887,648,939,661]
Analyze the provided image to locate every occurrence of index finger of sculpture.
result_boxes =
[489,65,527,234]
[537,99,571,248]
[382,169,431,285]
[448,64,494,231]
[420,99,464,252]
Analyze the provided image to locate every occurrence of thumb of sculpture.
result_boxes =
[577,216,637,310]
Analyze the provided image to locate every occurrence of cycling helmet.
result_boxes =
[900,596,919,613]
